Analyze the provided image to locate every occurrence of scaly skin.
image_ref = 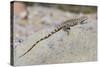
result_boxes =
[19,16,87,58]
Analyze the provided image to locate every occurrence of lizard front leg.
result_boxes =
[63,26,70,35]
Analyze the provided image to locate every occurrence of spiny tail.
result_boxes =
[19,26,64,58]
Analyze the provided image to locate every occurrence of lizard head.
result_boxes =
[79,16,88,24]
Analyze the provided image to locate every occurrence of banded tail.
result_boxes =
[19,25,65,58]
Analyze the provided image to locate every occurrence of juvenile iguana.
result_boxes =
[19,16,87,58]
